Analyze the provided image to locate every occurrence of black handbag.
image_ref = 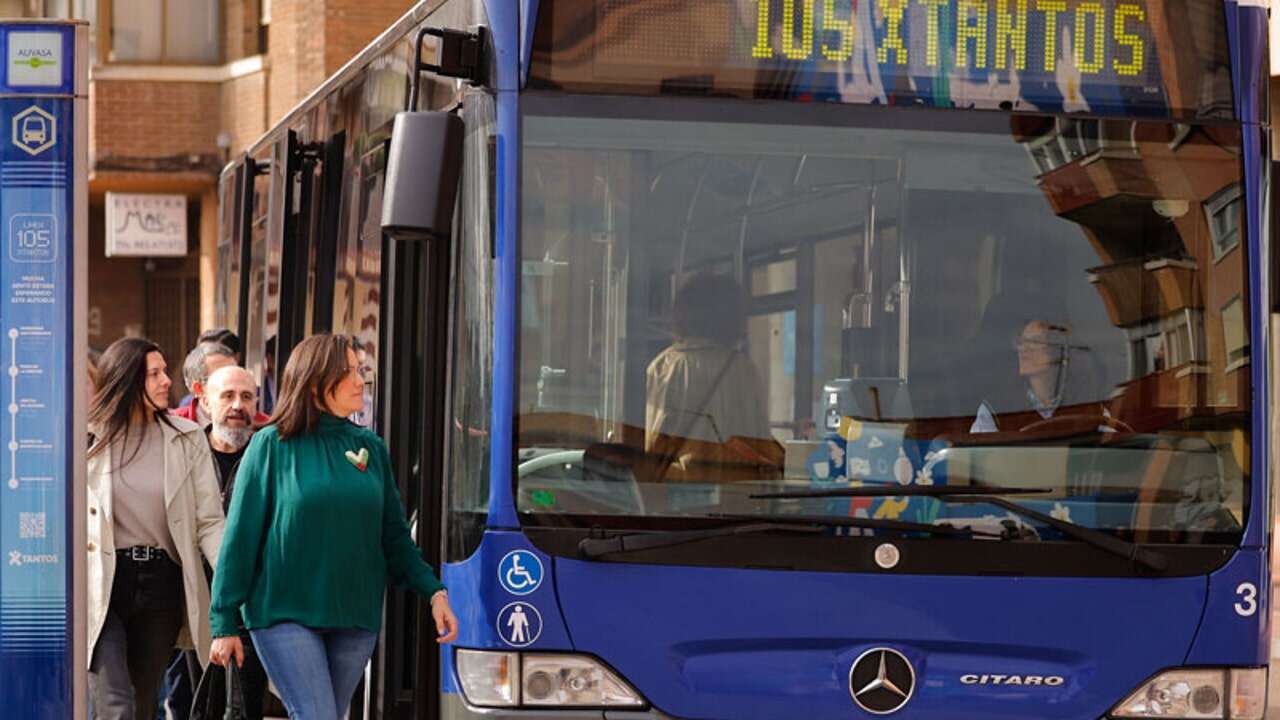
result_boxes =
[190,660,246,720]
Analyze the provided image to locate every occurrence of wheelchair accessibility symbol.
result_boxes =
[498,549,544,596]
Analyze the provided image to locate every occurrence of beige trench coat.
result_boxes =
[87,416,225,668]
[644,339,781,481]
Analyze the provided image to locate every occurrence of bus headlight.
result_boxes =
[521,654,644,707]
[456,649,518,707]
[1110,668,1266,719]
[456,649,646,709]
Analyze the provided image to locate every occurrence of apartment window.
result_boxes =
[1220,296,1248,371]
[1024,118,1138,176]
[1126,310,1204,378]
[0,0,86,17]
[1205,183,1243,262]
[108,0,220,64]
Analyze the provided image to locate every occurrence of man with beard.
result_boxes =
[163,366,269,720]
[201,365,269,718]
[203,366,259,500]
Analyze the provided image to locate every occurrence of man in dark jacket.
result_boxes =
[202,366,259,502]
[163,365,269,720]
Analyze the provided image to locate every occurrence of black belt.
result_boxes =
[117,546,170,562]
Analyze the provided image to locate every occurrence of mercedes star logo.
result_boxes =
[849,647,916,715]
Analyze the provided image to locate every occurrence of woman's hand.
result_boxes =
[431,591,459,644]
[210,636,244,667]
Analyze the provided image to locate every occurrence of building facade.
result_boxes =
[13,0,414,396]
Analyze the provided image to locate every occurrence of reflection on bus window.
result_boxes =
[516,101,1249,546]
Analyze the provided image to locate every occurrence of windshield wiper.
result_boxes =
[749,485,1051,500]
[578,513,999,559]
[751,485,1168,571]
[947,495,1168,571]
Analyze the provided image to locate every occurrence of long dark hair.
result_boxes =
[88,337,176,461]
[271,333,354,440]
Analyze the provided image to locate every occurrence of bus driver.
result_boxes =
[644,272,777,481]
[970,319,1117,434]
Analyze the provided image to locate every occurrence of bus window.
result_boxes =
[214,167,241,331]
[445,92,496,562]
[516,97,1249,547]
[326,130,391,430]
[243,145,276,397]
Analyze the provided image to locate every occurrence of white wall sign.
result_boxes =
[8,31,62,87]
[105,193,187,257]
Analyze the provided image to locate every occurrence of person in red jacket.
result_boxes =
[171,340,269,426]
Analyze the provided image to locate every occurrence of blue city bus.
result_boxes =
[217,0,1273,717]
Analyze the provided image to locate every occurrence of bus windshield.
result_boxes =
[517,95,1249,552]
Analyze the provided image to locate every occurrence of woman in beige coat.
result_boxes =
[87,337,225,720]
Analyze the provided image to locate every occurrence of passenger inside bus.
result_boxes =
[644,272,781,482]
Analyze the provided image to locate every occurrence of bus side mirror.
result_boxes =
[381,111,464,242]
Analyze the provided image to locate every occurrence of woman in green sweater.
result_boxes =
[208,333,457,718]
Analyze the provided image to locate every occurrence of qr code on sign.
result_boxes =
[19,512,45,539]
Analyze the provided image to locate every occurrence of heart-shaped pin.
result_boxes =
[344,448,369,471]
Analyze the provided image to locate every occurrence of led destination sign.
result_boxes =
[530,0,1234,119]
[747,0,1148,76]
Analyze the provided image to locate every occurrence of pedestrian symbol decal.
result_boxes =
[497,602,542,647]
[498,549,543,596]
[11,105,53,156]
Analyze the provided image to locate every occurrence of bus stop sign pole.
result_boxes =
[0,20,88,720]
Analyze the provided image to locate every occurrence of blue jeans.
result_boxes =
[249,623,378,720]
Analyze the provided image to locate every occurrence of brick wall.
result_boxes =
[87,0,417,348]
[266,0,414,122]
[93,80,222,167]
[323,0,415,75]
[222,71,268,155]
[266,0,299,124]
[224,0,262,62]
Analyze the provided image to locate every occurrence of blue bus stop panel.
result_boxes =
[0,93,74,720]
[0,22,78,720]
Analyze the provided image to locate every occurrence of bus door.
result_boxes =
[276,130,313,370]
[367,201,452,719]
[310,130,345,335]
[277,128,346,368]
[239,142,283,391]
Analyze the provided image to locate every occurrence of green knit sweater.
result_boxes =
[209,413,444,638]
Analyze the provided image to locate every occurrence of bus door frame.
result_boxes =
[310,131,346,334]
[234,154,263,350]
[277,129,330,371]
[369,205,452,718]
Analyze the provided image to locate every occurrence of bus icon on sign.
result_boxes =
[12,106,54,156]
[21,116,44,144]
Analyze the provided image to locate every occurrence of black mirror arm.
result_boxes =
[408,26,488,111]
